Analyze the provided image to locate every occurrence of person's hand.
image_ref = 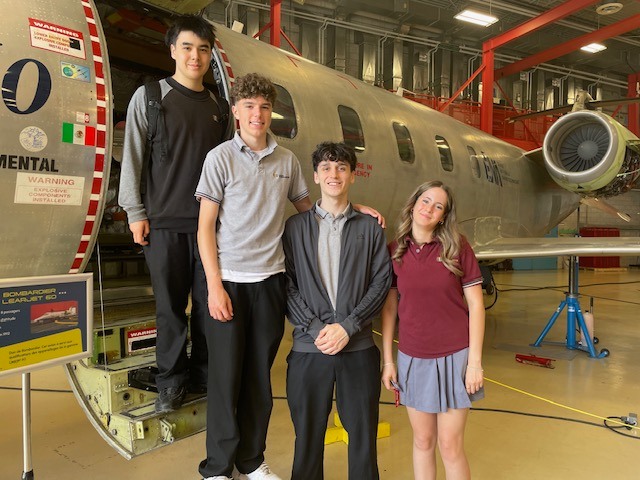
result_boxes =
[129,220,150,245]
[381,363,397,391]
[465,365,484,395]
[208,282,233,322]
[315,323,349,355]
[353,204,386,228]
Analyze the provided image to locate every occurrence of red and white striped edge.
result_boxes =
[68,26,231,273]
[215,38,235,85]
[69,0,107,274]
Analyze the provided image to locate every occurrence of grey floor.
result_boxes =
[1,268,640,479]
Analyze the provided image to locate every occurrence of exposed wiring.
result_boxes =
[371,329,640,439]
[484,376,639,432]
[495,279,640,292]
[0,386,72,394]
[604,416,640,440]
[484,276,498,310]
[493,280,640,306]
[4,382,638,441]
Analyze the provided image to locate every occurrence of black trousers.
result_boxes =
[287,346,381,480]
[143,229,207,389]
[199,273,286,479]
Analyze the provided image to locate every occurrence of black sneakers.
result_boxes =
[154,386,186,413]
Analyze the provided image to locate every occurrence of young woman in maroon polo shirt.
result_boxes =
[381,180,485,480]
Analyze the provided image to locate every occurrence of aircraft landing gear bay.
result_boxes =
[65,287,208,459]
[532,256,609,359]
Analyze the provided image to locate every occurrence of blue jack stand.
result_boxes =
[532,255,609,358]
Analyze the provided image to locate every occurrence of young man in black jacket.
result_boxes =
[282,142,392,480]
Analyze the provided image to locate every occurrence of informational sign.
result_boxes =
[0,273,92,377]
[14,172,85,206]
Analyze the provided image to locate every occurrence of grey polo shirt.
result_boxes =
[195,132,309,275]
[315,201,351,309]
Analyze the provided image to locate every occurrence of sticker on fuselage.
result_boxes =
[19,127,48,153]
[29,18,86,59]
[14,172,85,206]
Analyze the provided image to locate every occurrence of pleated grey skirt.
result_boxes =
[397,348,485,413]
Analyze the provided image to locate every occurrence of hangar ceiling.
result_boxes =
[280,0,640,83]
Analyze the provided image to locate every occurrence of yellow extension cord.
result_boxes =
[372,329,639,431]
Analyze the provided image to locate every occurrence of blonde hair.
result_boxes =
[391,180,463,276]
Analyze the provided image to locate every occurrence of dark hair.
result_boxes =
[230,73,278,105]
[312,142,357,172]
[165,15,216,48]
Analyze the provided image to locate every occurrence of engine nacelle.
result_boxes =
[543,110,640,197]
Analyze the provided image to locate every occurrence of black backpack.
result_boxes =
[139,81,229,194]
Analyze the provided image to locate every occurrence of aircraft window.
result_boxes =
[271,84,297,139]
[393,122,415,164]
[338,105,365,152]
[436,135,454,172]
[467,146,480,178]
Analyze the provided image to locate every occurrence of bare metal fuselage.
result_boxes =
[211,26,578,247]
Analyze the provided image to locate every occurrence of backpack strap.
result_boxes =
[212,94,230,142]
[140,81,166,195]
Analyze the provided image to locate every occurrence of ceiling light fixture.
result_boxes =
[454,9,499,27]
[596,2,623,15]
[581,43,607,53]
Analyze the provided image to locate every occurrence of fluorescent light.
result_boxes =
[580,43,607,53]
[454,9,498,27]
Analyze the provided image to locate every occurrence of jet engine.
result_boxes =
[542,110,640,197]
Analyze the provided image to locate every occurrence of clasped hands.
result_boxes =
[315,323,349,355]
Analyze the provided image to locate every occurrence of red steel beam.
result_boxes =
[496,14,640,79]
[270,0,282,47]
[493,81,541,148]
[484,0,601,51]
[438,63,485,112]
[480,53,495,134]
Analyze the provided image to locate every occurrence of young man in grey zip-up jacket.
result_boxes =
[282,142,392,480]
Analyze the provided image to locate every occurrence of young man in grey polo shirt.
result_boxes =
[282,142,392,480]
[195,73,306,480]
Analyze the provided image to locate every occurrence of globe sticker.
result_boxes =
[19,126,48,152]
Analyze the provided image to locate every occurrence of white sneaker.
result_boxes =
[242,462,282,480]
[203,477,232,480]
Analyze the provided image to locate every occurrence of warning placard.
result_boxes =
[29,18,86,59]
[14,172,84,206]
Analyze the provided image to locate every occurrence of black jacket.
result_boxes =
[283,204,392,353]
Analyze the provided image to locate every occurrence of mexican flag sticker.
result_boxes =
[62,122,96,146]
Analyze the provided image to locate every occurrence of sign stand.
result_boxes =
[22,373,34,480]
[0,273,93,479]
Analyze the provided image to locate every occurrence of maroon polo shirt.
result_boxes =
[389,236,482,359]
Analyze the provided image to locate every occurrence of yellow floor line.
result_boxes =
[372,329,638,430]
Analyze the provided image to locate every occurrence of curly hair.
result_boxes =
[165,14,216,48]
[230,73,278,105]
[311,142,357,172]
[391,180,463,276]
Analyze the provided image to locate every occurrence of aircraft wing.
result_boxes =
[473,237,640,260]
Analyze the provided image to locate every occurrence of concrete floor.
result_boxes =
[1,268,640,480]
